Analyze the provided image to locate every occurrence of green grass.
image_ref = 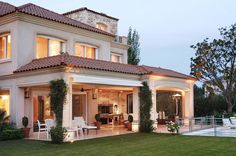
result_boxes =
[0,133,236,156]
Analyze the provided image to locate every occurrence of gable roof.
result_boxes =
[13,54,196,80]
[63,7,119,21]
[0,2,114,37]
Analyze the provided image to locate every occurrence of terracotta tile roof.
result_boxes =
[0,2,114,37]
[14,54,196,80]
[140,65,196,80]
[63,7,119,21]
[0,1,16,16]
[14,54,146,75]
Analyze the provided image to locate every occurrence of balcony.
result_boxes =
[114,35,128,45]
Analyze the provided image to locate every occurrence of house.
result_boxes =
[0,2,196,135]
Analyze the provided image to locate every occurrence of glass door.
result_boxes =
[33,95,53,131]
[72,93,87,122]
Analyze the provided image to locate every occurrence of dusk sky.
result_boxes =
[3,0,236,75]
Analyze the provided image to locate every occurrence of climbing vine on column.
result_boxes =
[139,81,154,132]
[50,79,67,126]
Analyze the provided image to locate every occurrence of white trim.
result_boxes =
[72,75,142,87]
[37,35,65,42]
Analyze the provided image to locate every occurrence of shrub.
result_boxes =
[50,126,67,144]
[0,129,22,141]
[0,109,10,131]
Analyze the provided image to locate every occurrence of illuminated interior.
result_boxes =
[0,90,10,115]
[75,43,96,59]
[36,36,65,58]
[96,23,107,31]
[0,34,11,60]
[36,37,48,58]
[111,53,122,63]
[33,95,53,123]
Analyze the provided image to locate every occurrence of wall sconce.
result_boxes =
[92,94,97,99]
[24,88,30,98]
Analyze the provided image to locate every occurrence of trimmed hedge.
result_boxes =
[0,129,22,141]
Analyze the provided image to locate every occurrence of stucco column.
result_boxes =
[14,86,25,128]
[183,84,194,125]
[148,79,158,129]
[151,89,157,129]
[63,76,73,128]
[132,87,139,132]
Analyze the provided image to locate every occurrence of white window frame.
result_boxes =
[36,35,66,58]
[75,42,98,59]
[0,33,10,61]
[111,52,123,63]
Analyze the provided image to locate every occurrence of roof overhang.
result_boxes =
[72,75,142,87]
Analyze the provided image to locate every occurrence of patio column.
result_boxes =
[132,87,140,132]
[151,89,157,129]
[13,86,25,128]
[148,79,158,129]
[183,84,194,125]
[63,76,73,128]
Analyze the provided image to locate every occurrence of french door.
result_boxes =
[72,92,87,122]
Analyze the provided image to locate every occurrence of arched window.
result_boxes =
[96,22,108,31]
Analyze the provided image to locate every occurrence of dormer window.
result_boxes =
[96,22,107,31]
[36,35,66,59]
[0,33,11,61]
[75,43,98,59]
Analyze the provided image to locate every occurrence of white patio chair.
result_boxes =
[71,120,83,138]
[37,120,47,139]
[74,116,97,134]
[230,117,236,125]
[222,118,236,129]
[45,119,56,139]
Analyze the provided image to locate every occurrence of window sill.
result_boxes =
[0,59,12,64]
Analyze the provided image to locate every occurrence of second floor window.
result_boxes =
[75,43,98,59]
[111,53,123,63]
[36,35,66,59]
[0,33,11,61]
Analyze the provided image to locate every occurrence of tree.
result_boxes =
[193,85,227,117]
[127,27,141,65]
[139,81,154,132]
[190,24,236,113]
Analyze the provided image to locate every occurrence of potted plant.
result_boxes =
[21,116,30,138]
[95,114,102,130]
[166,121,180,134]
[127,115,133,131]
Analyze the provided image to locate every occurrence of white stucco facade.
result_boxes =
[0,8,196,135]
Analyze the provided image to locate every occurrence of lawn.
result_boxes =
[0,133,236,156]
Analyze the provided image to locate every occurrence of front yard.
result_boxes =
[0,133,235,156]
